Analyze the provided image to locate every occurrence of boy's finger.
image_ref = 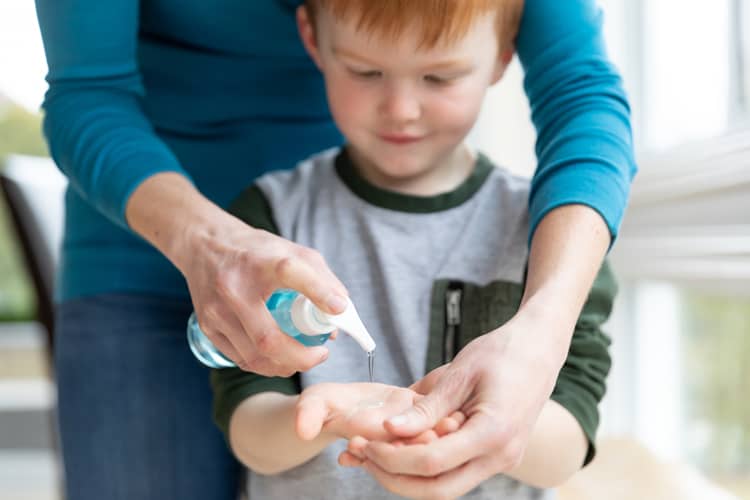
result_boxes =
[347,435,369,459]
[450,410,467,426]
[338,451,364,467]
[434,411,467,436]
[405,429,438,445]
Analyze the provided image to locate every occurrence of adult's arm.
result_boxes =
[35,0,347,374]
[35,0,185,225]
[520,0,636,240]
[359,0,635,495]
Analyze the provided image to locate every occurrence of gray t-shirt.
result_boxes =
[212,147,615,500]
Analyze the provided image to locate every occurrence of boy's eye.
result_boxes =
[348,68,382,80]
[423,74,452,85]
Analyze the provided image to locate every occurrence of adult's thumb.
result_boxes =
[409,364,450,395]
[385,369,469,437]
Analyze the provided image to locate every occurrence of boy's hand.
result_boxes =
[295,383,422,442]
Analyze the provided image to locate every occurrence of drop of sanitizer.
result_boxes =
[348,351,382,416]
[324,303,383,415]
[368,350,375,383]
[316,297,377,383]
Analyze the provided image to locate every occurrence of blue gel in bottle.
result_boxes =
[187,289,332,369]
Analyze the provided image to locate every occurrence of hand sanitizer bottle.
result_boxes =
[187,289,376,368]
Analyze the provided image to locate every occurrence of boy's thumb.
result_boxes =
[295,396,327,441]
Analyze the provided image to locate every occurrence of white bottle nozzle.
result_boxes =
[319,297,376,353]
[291,295,335,335]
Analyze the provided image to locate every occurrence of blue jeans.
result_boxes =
[55,293,241,500]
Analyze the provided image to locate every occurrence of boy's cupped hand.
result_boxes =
[294,383,465,448]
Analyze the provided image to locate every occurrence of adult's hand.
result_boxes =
[345,314,561,499]
[126,172,349,376]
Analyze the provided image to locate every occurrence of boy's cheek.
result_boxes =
[436,91,483,125]
[327,80,373,120]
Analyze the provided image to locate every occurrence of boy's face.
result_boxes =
[298,7,510,187]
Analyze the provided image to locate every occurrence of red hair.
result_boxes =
[305,0,524,52]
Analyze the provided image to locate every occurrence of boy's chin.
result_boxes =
[369,160,433,181]
[367,153,434,176]
[349,146,444,184]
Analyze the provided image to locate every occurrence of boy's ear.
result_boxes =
[297,6,323,69]
[491,49,515,84]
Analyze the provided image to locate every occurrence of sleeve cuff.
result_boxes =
[111,152,192,229]
[528,159,632,247]
[210,368,299,441]
[551,384,599,467]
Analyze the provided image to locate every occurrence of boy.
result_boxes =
[211,1,615,498]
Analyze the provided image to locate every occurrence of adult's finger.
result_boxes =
[366,412,512,477]
[388,412,465,448]
[274,249,349,315]
[206,329,244,367]
[385,365,473,437]
[408,364,450,395]
[360,452,499,500]
[200,309,257,367]
[225,293,329,375]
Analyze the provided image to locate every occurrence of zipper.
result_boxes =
[443,282,463,362]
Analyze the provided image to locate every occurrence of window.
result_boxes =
[595,2,750,497]
[681,289,750,482]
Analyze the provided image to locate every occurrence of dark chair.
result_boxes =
[0,154,66,366]
[0,155,66,498]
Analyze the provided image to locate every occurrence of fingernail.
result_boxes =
[327,294,348,313]
[388,414,408,427]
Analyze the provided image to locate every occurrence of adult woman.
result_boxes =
[35,0,635,498]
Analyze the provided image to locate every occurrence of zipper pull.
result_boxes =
[446,289,462,326]
[444,285,463,362]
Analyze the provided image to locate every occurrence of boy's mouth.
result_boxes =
[378,133,424,145]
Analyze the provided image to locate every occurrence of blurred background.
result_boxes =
[0,0,748,499]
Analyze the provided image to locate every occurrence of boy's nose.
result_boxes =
[380,87,421,123]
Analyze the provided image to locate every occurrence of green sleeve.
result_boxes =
[550,261,616,467]
[210,369,300,438]
[227,183,280,234]
[210,184,300,440]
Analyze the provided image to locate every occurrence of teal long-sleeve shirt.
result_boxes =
[35,0,637,301]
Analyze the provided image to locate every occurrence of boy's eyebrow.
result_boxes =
[332,46,382,66]
[332,45,473,72]
[421,60,475,72]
